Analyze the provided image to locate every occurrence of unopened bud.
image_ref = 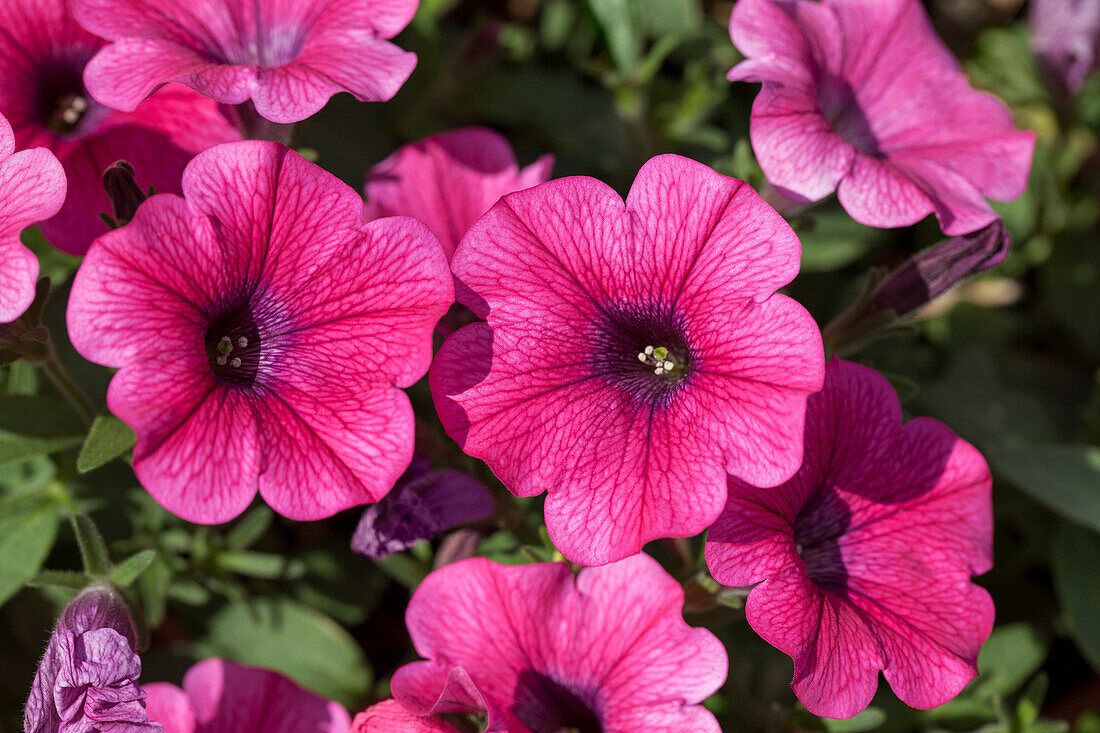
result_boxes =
[102,161,150,228]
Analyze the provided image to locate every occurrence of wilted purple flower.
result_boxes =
[25,585,159,733]
[824,221,1009,352]
[1031,0,1100,94]
[351,457,495,560]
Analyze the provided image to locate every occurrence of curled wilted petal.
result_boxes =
[25,585,159,733]
[351,457,495,560]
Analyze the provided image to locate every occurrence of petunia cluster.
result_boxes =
[7,0,1037,729]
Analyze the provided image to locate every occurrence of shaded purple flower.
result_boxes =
[25,585,160,733]
[351,457,495,560]
[75,0,419,124]
[729,0,1035,236]
[1031,0,1100,94]
[705,359,994,718]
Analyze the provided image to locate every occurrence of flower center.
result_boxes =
[589,304,693,407]
[513,671,602,733]
[792,487,851,591]
[817,72,883,158]
[35,61,94,135]
[204,304,263,388]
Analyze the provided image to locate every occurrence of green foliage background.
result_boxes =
[2,1,1099,731]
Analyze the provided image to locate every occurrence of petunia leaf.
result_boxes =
[198,597,372,708]
[1052,522,1100,674]
[0,395,85,437]
[989,444,1100,534]
[584,0,642,73]
[0,490,60,606]
[77,415,136,473]
[109,549,157,588]
[970,623,1048,700]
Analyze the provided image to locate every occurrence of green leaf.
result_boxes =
[585,0,642,73]
[225,506,274,550]
[0,492,60,605]
[214,550,305,579]
[0,396,83,438]
[77,415,136,473]
[965,25,1048,106]
[109,550,157,588]
[823,707,885,732]
[28,570,91,590]
[1052,522,1100,673]
[989,444,1100,533]
[71,513,111,577]
[200,597,372,708]
[971,623,1048,699]
[798,210,885,272]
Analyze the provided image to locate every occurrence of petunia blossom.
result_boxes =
[0,113,66,323]
[25,585,160,732]
[705,358,994,719]
[728,0,1035,236]
[0,0,239,255]
[144,658,349,733]
[389,554,727,732]
[350,700,463,732]
[67,141,453,524]
[1030,0,1100,94]
[430,153,824,565]
[75,0,419,125]
[364,127,554,261]
[351,456,495,560]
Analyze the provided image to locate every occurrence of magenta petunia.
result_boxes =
[430,153,824,565]
[75,0,419,125]
[144,658,350,733]
[728,0,1035,236]
[0,113,66,323]
[1031,0,1100,94]
[351,700,460,732]
[704,358,994,719]
[389,554,727,732]
[0,0,239,255]
[67,141,453,524]
[365,127,554,261]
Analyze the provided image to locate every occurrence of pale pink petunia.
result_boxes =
[75,0,419,125]
[705,358,994,719]
[67,141,453,523]
[350,701,461,733]
[364,127,554,261]
[388,554,727,732]
[728,0,1035,236]
[0,0,239,255]
[0,113,66,323]
[144,658,350,733]
[430,154,824,565]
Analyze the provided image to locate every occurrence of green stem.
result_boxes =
[41,351,96,427]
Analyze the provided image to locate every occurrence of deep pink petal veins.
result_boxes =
[728,0,1035,235]
[704,358,994,718]
[391,555,727,733]
[431,153,823,564]
[75,0,419,123]
[68,141,453,524]
[351,701,463,733]
[0,113,66,323]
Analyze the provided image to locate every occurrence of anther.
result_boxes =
[237,337,248,348]
[230,357,242,368]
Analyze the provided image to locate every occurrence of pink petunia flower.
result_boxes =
[0,113,66,323]
[728,0,1035,236]
[351,700,462,732]
[388,554,727,732]
[430,154,824,565]
[705,358,994,719]
[67,141,453,524]
[1030,0,1100,95]
[364,127,554,261]
[75,0,419,125]
[0,0,239,255]
[144,658,350,733]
